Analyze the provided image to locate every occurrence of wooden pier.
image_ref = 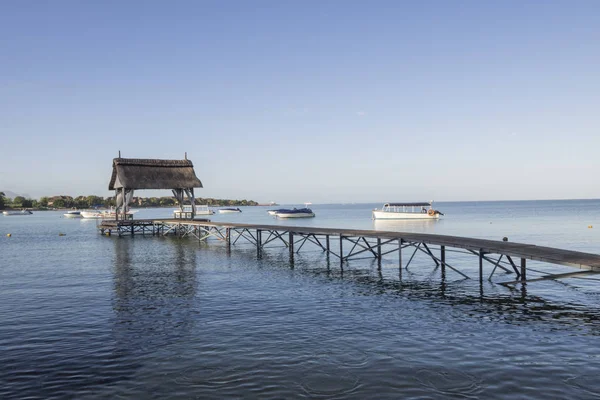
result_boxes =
[98,218,600,285]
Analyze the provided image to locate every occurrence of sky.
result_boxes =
[1,0,599,203]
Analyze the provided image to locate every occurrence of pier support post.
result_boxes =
[479,250,483,283]
[326,235,330,255]
[398,239,403,277]
[339,236,344,264]
[521,258,527,282]
[289,232,294,254]
[441,245,446,275]
[257,229,262,258]
[377,238,382,270]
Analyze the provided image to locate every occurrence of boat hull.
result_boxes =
[2,210,32,216]
[372,211,440,220]
[64,212,82,218]
[218,209,241,214]
[276,212,315,218]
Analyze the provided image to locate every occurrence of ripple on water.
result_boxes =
[565,375,600,398]
[314,348,371,369]
[298,368,361,398]
[415,367,483,398]
[174,366,224,386]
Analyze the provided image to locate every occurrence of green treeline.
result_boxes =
[0,193,257,210]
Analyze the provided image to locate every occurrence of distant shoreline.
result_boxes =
[2,198,599,212]
[3,204,276,212]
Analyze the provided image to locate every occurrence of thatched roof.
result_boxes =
[108,158,203,190]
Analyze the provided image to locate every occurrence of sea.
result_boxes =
[1,200,600,399]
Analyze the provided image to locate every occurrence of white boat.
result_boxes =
[275,208,315,218]
[2,210,33,216]
[372,202,443,220]
[218,208,242,214]
[64,211,82,218]
[173,204,214,218]
[80,210,104,219]
[267,208,288,215]
[80,209,138,219]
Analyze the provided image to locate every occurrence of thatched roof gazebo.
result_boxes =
[108,156,203,220]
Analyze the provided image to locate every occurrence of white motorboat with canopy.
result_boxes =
[372,202,443,220]
[174,204,214,218]
[81,208,139,219]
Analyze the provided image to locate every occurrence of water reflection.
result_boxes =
[111,237,198,354]
[283,252,600,335]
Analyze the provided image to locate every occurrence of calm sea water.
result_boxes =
[1,200,600,399]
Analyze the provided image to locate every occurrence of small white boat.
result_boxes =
[218,208,242,214]
[275,208,315,218]
[2,210,33,216]
[64,211,82,218]
[173,204,214,218]
[372,202,443,220]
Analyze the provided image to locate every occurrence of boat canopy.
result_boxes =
[385,202,431,207]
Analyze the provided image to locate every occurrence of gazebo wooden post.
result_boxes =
[121,186,127,221]
[190,188,195,219]
[114,189,119,221]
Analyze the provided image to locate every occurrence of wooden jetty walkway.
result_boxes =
[98,218,600,285]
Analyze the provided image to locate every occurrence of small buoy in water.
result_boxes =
[589,225,593,229]
[502,237,508,242]
[6,233,11,237]
[58,233,66,236]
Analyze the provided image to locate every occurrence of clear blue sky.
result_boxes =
[1,1,598,203]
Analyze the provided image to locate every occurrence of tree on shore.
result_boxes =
[13,196,34,208]
[0,192,5,209]
[52,199,66,208]
[34,194,257,209]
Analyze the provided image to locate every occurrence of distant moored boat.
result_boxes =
[173,204,215,218]
[218,208,242,214]
[274,208,315,218]
[81,209,138,219]
[2,210,33,216]
[372,202,443,220]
